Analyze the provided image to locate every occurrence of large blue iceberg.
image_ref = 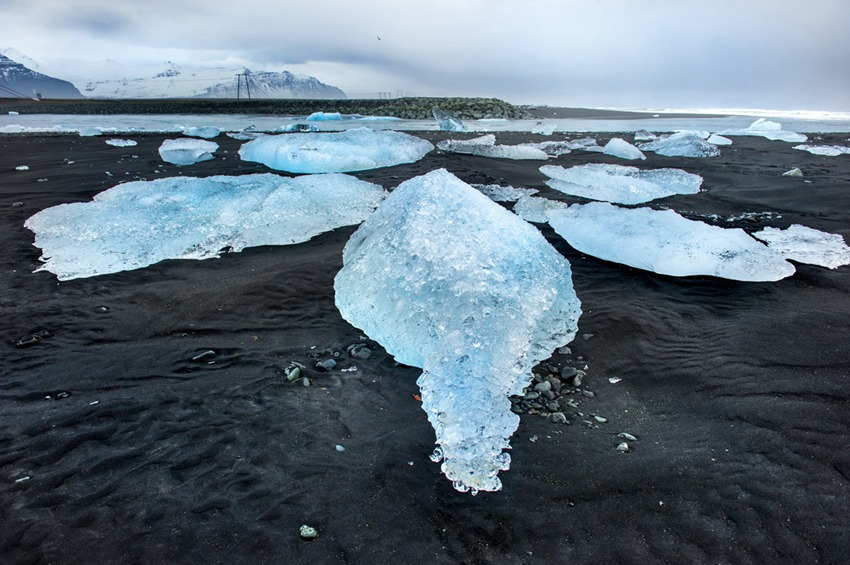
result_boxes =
[334,169,581,493]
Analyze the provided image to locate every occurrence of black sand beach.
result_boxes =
[1,128,850,564]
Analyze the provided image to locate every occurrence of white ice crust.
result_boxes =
[105,139,138,147]
[603,138,646,160]
[720,118,807,143]
[540,163,702,205]
[25,173,386,280]
[548,202,796,281]
[792,144,850,156]
[753,225,850,269]
[437,134,549,160]
[238,128,434,173]
[334,169,581,493]
[638,131,721,157]
[158,138,218,165]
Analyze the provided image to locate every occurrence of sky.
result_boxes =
[2,0,849,111]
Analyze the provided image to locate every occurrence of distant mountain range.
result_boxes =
[0,53,83,99]
[0,50,346,100]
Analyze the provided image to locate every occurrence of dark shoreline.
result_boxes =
[1,131,849,564]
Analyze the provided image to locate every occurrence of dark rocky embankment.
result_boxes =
[0,96,534,119]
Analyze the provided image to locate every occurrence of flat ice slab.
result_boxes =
[238,128,434,173]
[158,138,218,165]
[183,126,220,139]
[792,144,850,156]
[753,225,850,269]
[105,139,138,147]
[471,184,539,202]
[548,202,796,281]
[437,134,549,160]
[513,195,570,223]
[25,173,385,280]
[720,118,807,143]
[334,169,581,493]
[540,163,702,204]
[638,131,721,157]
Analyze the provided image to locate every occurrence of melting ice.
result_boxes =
[720,118,807,143]
[753,225,850,269]
[238,128,434,173]
[792,144,850,156]
[25,173,386,280]
[638,131,721,157]
[548,202,796,281]
[334,169,581,493]
[471,184,539,202]
[540,163,702,205]
[603,138,645,160]
[158,138,218,166]
[513,195,570,224]
[432,107,468,132]
[437,134,549,160]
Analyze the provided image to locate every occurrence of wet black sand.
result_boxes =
[1,130,850,564]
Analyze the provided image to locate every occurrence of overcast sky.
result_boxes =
[2,0,849,110]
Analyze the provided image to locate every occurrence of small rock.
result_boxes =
[523,391,540,401]
[581,390,595,399]
[550,412,568,424]
[285,366,302,382]
[560,367,578,380]
[349,345,372,359]
[315,358,336,371]
[546,401,560,413]
[302,377,311,387]
[593,415,608,423]
[556,346,571,355]
[299,525,319,540]
[534,381,552,393]
[540,389,556,401]
[617,432,638,441]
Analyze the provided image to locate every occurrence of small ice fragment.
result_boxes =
[15,476,31,483]
[603,138,645,160]
[340,366,358,372]
[305,111,343,121]
[782,167,803,177]
[8,111,19,115]
[89,400,100,405]
[158,138,218,166]
[78,127,102,137]
[432,107,467,132]
[634,130,656,142]
[531,122,557,135]
[608,376,622,384]
[335,444,345,452]
[105,139,138,147]
[707,134,733,146]
[513,196,570,224]
[792,144,850,156]
[616,442,630,453]
[471,184,539,203]
[183,126,220,139]
[437,135,548,160]
[15,165,29,171]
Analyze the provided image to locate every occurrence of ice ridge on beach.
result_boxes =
[548,202,796,281]
[238,128,434,173]
[753,225,850,269]
[334,169,581,493]
[25,173,386,280]
[437,134,549,160]
[158,138,218,165]
[540,163,702,205]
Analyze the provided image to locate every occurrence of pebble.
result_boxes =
[592,415,607,423]
[534,381,552,392]
[299,525,319,540]
[581,390,595,399]
[540,389,555,401]
[550,412,568,424]
[315,358,336,371]
[556,346,571,355]
[560,367,578,380]
[12,202,24,207]
[546,401,560,412]
[349,345,371,359]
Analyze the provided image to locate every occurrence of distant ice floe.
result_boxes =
[531,122,557,135]
[437,134,548,160]
[513,195,570,223]
[792,144,850,156]
[305,111,343,121]
[239,128,434,173]
[753,225,850,269]
[25,173,385,280]
[603,138,645,160]
[183,126,220,139]
[334,169,581,494]
[274,123,318,133]
[634,130,657,142]
[471,184,539,202]
[548,202,796,281]
[720,118,807,143]
[105,139,138,147]
[158,138,218,165]
[638,131,720,157]
[432,107,467,132]
[540,163,702,205]
[78,127,102,137]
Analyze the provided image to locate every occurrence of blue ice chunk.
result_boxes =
[334,169,581,493]
[432,107,468,132]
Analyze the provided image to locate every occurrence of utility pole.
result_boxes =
[236,73,252,100]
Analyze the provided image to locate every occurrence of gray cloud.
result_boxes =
[2,0,848,109]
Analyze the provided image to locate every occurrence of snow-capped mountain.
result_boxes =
[0,53,83,99]
[83,63,346,99]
